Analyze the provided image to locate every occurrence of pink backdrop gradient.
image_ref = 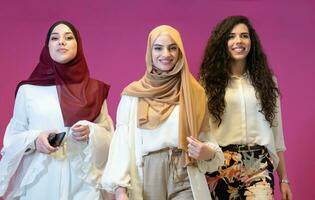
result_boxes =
[0,0,314,199]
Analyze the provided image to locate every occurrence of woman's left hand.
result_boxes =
[71,124,90,141]
[280,183,292,200]
[186,136,215,161]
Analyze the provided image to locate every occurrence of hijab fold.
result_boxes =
[16,21,110,126]
[123,25,209,165]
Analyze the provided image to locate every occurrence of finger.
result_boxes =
[188,136,200,142]
[289,192,293,200]
[38,142,53,154]
[72,124,81,128]
[72,129,89,138]
[73,134,89,141]
[285,193,290,200]
[187,150,193,157]
[44,141,58,152]
[72,131,83,137]
[72,125,88,132]
[189,148,200,156]
[186,137,201,147]
[188,141,200,149]
[188,151,197,159]
[40,137,58,151]
[186,137,197,145]
[283,194,286,200]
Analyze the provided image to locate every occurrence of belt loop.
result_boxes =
[168,147,173,158]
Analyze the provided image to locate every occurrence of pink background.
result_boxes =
[0,0,314,199]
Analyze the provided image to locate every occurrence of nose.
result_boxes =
[58,38,66,45]
[235,36,242,44]
[162,48,170,57]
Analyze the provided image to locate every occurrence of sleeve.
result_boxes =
[196,130,224,173]
[101,96,133,193]
[0,86,42,196]
[66,100,114,188]
[272,77,286,152]
[271,95,286,152]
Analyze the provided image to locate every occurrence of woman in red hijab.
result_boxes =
[0,21,113,200]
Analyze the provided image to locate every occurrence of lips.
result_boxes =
[232,46,246,53]
[57,48,68,53]
[159,59,173,65]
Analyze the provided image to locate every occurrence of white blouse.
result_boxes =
[209,74,286,168]
[102,95,224,200]
[0,84,113,200]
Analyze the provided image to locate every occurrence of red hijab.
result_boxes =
[16,21,110,126]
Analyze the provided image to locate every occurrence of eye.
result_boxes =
[169,46,178,51]
[65,35,75,40]
[50,36,58,41]
[153,46,162,51]
[241,33,250,39]
[228,34,235,39]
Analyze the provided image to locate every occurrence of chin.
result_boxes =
[232,56,247,61]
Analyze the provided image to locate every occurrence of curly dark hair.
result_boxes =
[199,15,279,127]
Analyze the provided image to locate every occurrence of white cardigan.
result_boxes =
[0,85,113,200]
[102,95,224,200]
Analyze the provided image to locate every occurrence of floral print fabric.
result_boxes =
[206,147,274,200]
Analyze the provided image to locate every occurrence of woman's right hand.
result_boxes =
[115,187,128,200]
[35,131,58,154]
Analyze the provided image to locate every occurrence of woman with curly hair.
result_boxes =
[199,16,292,200]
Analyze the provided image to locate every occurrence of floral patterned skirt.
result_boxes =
[206,145,274,200]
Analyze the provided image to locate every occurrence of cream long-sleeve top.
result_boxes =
[209,74,286,168]
[0,84,113,200]
[101,95,224,200]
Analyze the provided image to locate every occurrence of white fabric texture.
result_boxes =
[101,95,224,200]
[209,74,286,168]
[0,84,113,200]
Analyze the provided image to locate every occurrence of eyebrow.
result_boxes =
[229,32,249,35]
[50,32,74,35]
[153,43,177,46]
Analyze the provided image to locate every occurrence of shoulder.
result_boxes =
[116,95,138,113]
[120,95,138,105]
[16,84,44,94]
[16,84,56,100]
[90,78,110,88]
[89,79,110,92]
[89,78,111,98]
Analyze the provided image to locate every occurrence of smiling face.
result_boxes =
[151,33,179,72]
[48,24,78,64]
[227,23,251,63]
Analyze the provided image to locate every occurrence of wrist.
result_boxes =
[206,150,216,161]
[115,187,127,196]
[279,178,289,185]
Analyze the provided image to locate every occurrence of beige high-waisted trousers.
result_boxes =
[142,148,193,200]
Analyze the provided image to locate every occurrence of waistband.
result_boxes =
[221,144,266,152]
[146,147,182,156]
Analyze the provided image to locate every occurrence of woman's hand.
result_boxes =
[280,183,292,200]
[186,136,215,161]
[35,130,58,154]
[71,124,90,141]
[115,187,128,200]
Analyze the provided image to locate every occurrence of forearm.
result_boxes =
[276,151,289,180]
[115,187,128,199]
[276,151,293,199]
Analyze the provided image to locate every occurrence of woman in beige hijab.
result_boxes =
[102,25,224,200]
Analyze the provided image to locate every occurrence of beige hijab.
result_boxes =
[123,25,209,165]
